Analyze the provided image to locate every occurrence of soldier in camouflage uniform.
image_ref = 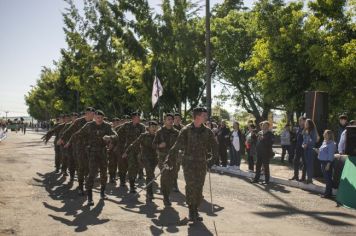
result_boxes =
[59,107,95,195]
[114,112,146,193]
[107,117,121,184]
[153,113,179,206]
[41,114,65,173]
[54,114,71,176]
[110,116,129,187]
[68,110,117,206]
[167,107,218,222]
[172,112,183,192]
[124,121,158,202]
[57,113,78,179]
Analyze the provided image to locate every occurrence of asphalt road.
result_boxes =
[0,130,355,236]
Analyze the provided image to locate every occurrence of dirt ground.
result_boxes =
[0,130,356,236]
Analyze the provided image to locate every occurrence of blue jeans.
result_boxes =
[321,161,333,196]
[229,145,241,166]
[304,147,314,181]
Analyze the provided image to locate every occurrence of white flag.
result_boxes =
[152,76,163,108]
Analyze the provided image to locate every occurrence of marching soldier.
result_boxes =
[67,110,117,206]
[108,117,121,184]
[41,114,65,173]
[153,113,179,206]
[124,121,159,202]
[166,107,218,222]
[59,107,95,195]
[114,112,146,193]
[172,112,183,192]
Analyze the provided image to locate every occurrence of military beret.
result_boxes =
[165,113,174,119]
[86,107,96,112]
[95,110,105,116]
[193,107,207,113]
[112,117,120,121]
[72,112,79,116]
[148,120,158,126]
[174,113,182,117]
[131,112,140,117]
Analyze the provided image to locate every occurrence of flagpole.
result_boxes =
[155,66,161,124]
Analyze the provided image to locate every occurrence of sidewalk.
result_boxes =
[211,152,337,195]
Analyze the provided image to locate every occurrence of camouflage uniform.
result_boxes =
[153,126,179,204]
[108,124,123,182]
[113,122,145,192]
[173,124,183,191]
[68,121,116,196]
[43,123,65,171]
[61,117,89,189]
[58,122,72,175]
[126,132,157,198]
[168,123,218,218]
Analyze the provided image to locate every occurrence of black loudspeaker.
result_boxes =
[345,126,356,156]
[305,91,329,177]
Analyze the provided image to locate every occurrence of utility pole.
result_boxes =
[5,111,9,121]
[205,0,212,117]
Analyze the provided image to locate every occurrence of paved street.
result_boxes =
[1,131,356,236]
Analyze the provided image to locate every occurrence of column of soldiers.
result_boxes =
[42,107,218,222]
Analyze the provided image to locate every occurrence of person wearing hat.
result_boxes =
[67,109,117,206]
[41,114,66,173]
[59,107,95,194]
[113,112,146,193]
[165,107,218,222]
[122,121,159,202]
[153,113,179,206]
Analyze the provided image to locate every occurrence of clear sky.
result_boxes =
[0,0,258,118]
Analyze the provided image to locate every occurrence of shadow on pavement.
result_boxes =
[33,171,110,232]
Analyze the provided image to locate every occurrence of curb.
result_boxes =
[211,166,337,195]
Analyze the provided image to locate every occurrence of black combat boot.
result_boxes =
[188,205,195,222]
[195,207,203,221]
[120,174,127,187]
[100,186,107,200]
[163,194,172,206]
[87,189,94,206]
[129,179,136,193]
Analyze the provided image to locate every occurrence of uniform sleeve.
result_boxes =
[125,134,143,154]
[61,120,80,143]
[153,129,163,148]
[168,128,187,156]
[68,123,90,145]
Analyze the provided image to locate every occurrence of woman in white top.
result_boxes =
[229,121,244,170]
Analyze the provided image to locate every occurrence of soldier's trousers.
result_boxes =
[86,150,107,190]
[77,149,89,188]
[143,157,158,195]
[127,153,139,180]
[68,146,76,177]
[54,145,61,170]
[182,160,207,207]
[118,154,128,177]
[60,146,69,173]
[158,154,176,197]
[108,150,118,178]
